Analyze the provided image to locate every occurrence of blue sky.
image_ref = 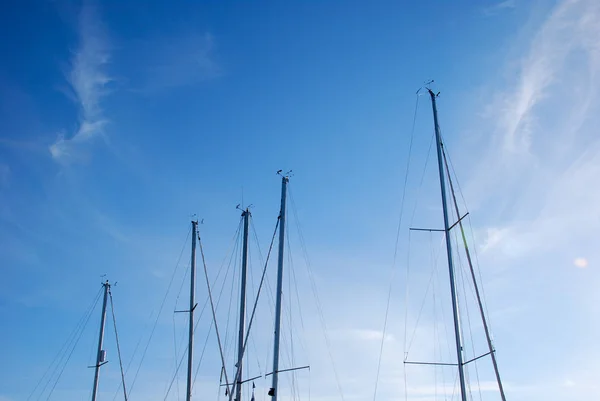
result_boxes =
[1,0,599,400]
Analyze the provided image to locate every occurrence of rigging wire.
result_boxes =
[453,230,475,401]
[285,221,309,370]
[246,246,264,376]
[28,286,103,401]
[442,139,495,339]
[431,232,439,401]
[165,220,242,400]
[164,285,213,400]
[404,236,445,356]
[285,225,300,401]
[223,228,242,368]
[229,219,279,401]
[432,247,452,401]
[168,218,244,399]
[110,321,148,401]
[108,288,129,401]
[198,227,232,394]
[45,287,103,401]
[168,258,192,400]
[403,129,435,401]
[128,226,191,396]
[173,312,181,400]
[457,246,483,401]
[285,222,308,358]
[441,139,507,399]
[191,318,215,389]
[250,219,277,322]
[402,231,411,401]
[288,185,344,401]
[374,91,421,401]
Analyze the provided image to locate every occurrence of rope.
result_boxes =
[403,130,435,401]
[251,221,277,321]
[441,142,506,399]
[405,237,445,355]
[198,227,232,394]
[374,92,421,401]
[457,245,483,401]
[110,322,146,401]
[28,286,102,401]
[45,287,102,400]
[247,248,265,377]
[164,285,212,400]
[192,318,215,388]
[108,288,128,401]
[223,226,242,367]
[288,185,344,401]
[128,226,191,396]
[443,140,494,337]
[453,231,475,401]
[402,230,410,401]
[164,224,242,401]
[173,313,181,401]
[228,219,279,401]
[285,227,299,401]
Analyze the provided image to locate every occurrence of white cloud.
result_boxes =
[468,0,600,251]
[484,0,517,17]
[49,4,112,163]
[455,1,600,397]
[121,32,220,94]
[497,0,599,154]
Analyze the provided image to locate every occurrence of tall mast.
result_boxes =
[91,281,110,401]
[442,151,507,401]
[270,175,289,401]
[428,89,468,401]
[186,220,198,401]
[235,208,251,401]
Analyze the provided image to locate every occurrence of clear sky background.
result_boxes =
[1,0,599,400]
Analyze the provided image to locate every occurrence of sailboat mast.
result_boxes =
[235,209,251,401]
[442,152,507,401]
[91,280,110,401]
[270,175,289,401]
[428,89,468,401]
[186,220,198,401]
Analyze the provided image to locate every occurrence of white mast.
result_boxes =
[269,174,289,401]
[186,220,198,401]
[235,208,251,401]
[91,281,110,401]
[428,89,468,401]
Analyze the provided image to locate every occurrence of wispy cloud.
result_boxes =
[466,0,600,212]
[455,1,600,390]
[49,4,112,163]
[124,32,220,93]
[483,0,517,17]
[497,0,599,154]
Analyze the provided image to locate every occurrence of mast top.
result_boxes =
[276,169,292,180]
[236,204,253,216]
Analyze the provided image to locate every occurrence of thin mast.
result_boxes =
[442,151,507,401]
[428,89,467,401]
[235,209,251,401]
[91,281,110,401]
[270,175,289,401]
[186,220,198,401]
